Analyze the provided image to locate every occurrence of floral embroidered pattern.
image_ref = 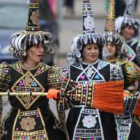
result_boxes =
[82,115,97,128]
[84,15,94,30]
[20,117,36,131]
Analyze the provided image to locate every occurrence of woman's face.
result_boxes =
[26,44,44,63]
[105,42,116,59]
[82,44,99,63]
[121,25,135,40]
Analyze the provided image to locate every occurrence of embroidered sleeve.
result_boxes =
[110,64,123,81]
[47,66,64,89]
[61,66,70,78]
[125,62,140,83]
[64,80,124,114]
[0,62,11,91]
[65,82,93,107]
[0,62,11,132]
[47,66,76,110]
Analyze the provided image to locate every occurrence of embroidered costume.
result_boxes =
[60,1,124,140]
[103,0,140,139]
[115,0,140,66]
[0,62,66,140]
[63,60,123,140]
[0,0,66,139]
[115,0,140,139]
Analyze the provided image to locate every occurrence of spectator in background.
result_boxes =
[40,0,53,21]
[135,0,138,11]
[39,0,59,66]
[115,0,138,18]
[115,0,126,18]
[64,0,74,14]
[0,0,67,139]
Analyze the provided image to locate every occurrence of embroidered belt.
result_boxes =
[12,108,48,140]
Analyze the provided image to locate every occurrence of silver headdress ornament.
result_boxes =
[9,0,53,59]
[115,0,140,37]
[67,0,105,64]
[103,0,125,60]
[124,0,135,17]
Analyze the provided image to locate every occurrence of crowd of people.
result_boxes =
[0,0,140,140]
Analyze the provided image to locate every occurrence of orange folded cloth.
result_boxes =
[93,80,124,114]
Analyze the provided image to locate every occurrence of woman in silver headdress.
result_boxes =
[103,0,140,140]
[115,0,140,67]
[60,1,125,140]
[0,0,67,139]
[103,0,139,95]
[115,1,140,139]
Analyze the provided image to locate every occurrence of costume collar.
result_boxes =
[82,59,100,65]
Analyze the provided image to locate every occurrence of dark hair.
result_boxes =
[119,18,140,37]
[121,24,136,35]
[106,41,123,59]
